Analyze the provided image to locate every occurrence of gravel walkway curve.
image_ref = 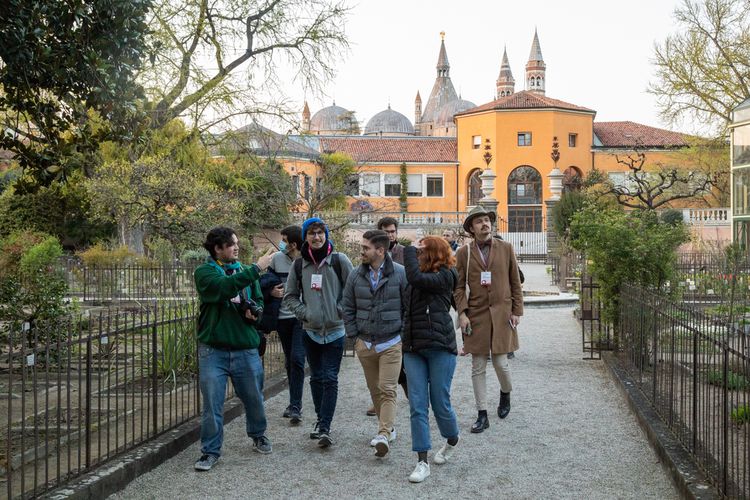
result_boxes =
[111,303,677,499]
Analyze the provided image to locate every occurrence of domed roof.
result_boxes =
[435,98,477,127]
[364,106,415,136]
[310,104,352,132]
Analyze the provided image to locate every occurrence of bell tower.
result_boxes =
[525,29,546,95]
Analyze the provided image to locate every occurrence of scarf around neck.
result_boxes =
[302,241,333,265]
[208,257,251,299]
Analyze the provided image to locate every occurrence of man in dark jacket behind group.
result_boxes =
[342,229,408,458]
[193,227,275,471]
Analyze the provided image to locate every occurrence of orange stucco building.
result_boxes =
[246,31,703,231]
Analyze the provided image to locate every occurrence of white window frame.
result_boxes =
[383,173,401,197]
[472,135,482,149]
[407,173,423,197]
[356,172,446,198]
[426,174,444,197]
[360,172,381,197]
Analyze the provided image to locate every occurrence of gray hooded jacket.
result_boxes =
[283,252,353,338]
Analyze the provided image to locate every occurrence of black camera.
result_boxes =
[239,297,263,324]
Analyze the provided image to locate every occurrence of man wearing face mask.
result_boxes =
[283,217,353,447]
[260,225,306,425]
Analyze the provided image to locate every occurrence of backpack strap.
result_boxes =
[331,252,344,301]
[294,257,304,302]
[295,253,345,302]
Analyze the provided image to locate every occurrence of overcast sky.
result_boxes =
[282,0,688,133]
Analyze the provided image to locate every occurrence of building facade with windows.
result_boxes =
[731,98,750,247]
[236,31,707,231]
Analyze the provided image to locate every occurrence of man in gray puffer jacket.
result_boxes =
[342,229,408,458]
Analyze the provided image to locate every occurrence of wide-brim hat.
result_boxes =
[463,206,496,233]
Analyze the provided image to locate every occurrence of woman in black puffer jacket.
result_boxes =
[402,237,460,484]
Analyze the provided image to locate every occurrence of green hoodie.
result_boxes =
[194,261,263,349]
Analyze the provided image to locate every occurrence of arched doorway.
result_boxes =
[507,166,542,232]
[467,169,483,207]
[563,166,583,192]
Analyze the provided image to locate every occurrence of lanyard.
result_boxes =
[474,241,490,270]
[307,246,328,271]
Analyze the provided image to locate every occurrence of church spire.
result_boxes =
[419,32,458,136]
[496,46,515,99]
[436,31,449,77]
[302,101,311,132]
[414,91,422,127]
[526,29,546,95]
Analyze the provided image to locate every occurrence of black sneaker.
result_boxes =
[289,406,302,425]
[252,435,272,454]
[310,421,321,440]
[282,405,292,418]
[194,454,219,471]
[318,431,333,448]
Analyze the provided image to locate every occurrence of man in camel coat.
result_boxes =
[454,206,523,433]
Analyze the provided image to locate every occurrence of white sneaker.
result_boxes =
[433,436,460,465]
[372,434,389,457]
[370,428,396,446]
[409,461,430,483]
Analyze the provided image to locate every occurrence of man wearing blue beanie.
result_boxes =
[283,217,353,447]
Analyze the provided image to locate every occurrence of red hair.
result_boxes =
[419,236,456,272]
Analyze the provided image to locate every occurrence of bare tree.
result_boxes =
[142,0,351,133]
[593,147,718,210]
[650,0,750,134]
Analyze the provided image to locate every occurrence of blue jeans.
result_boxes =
[199,344,267,457]
[403,349,459,452]
[303,334,344,432]
[277,318,306,410]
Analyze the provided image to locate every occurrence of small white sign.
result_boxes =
[100,336,109,345]
[21,322,30,332]
[26,354,35,366]
[707,289,714,295]
[689,284,696,291]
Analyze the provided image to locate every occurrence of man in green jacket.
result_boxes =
[193,226,275,471]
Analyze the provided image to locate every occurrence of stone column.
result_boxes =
[478,167,499,215]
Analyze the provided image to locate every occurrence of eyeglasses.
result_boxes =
[384,230,397,235]
[308,231,326,239]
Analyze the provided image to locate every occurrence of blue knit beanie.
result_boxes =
[301,217,330,241]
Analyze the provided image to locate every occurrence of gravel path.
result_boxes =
[111,301,677,499]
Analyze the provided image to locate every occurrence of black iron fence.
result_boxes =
[0,301,317,500]
[549,251,583,292]
[58,260,200,303]
[619,284,749,499]
[495,216,548,263]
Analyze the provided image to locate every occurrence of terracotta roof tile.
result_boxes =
[456,90,595,116]
[593,121,690,148]
[318,137,457,163]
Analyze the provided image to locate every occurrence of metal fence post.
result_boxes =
[152,302,159,437]
[722,347,729,496]
[692,330,698,452]
[85,335,92,469]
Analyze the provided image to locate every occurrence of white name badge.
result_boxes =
[311,274,323,290]
[480,271,492,286]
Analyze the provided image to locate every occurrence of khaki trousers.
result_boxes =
[471,353,512,411]
[356,339,402,438]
